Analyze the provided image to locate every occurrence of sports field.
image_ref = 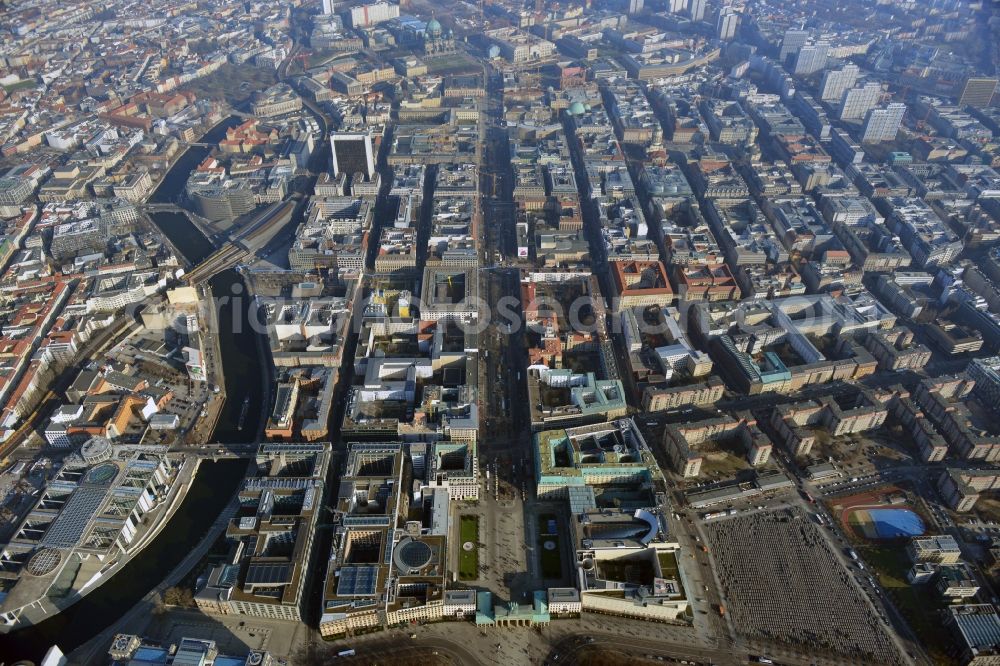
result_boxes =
[847,507,925,539]
[829,486,929,542]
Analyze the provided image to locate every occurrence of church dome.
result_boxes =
[569,101,586,116]
[426,18,442,38]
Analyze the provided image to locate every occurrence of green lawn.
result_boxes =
[458,515,479,581]
[425,53,480,75]
[307,49,339,68]
[861,545,958,665]
[538,513,563,579]
[3,79,36,93]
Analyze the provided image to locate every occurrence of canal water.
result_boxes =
[149,116,242,204]
[0,117,259,662]
[146,213,264,445]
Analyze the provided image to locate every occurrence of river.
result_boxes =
[0,116,259,662]
[145,212,264,445]
[149,116,242,204]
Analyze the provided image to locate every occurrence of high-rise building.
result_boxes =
[839,82,882,120]
[779,29,809,65]
[322,0,336,15]
[669,0,687,14]
[820,64,860,102]
[862,103,906,143]
[717,10,739,40]
[793,41,829,76]
[627,0,644,13]
[959,77,998,108]
[689,0,706,21]
[345,1,399,28]
[331,132,375,179]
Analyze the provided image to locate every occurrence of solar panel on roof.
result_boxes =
[172,649,210,666]
[219,564,240,586]
[337,565,378,597]
[214,658,247,666]
[245,562,292,586]
[41,486,108,548]
[132,647,170,664]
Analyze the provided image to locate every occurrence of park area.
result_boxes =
[424,52,481,75]
[861,545,956,665]
[178,64,277,107]
[458,515,479,581]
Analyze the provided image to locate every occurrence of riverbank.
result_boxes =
[9,456,203,630]
[0,459,246,662]
[63,489,244,666]
[197,283,228,443]
[147,116,242,205]
[0,116,261,664]
[146,213,266,445]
